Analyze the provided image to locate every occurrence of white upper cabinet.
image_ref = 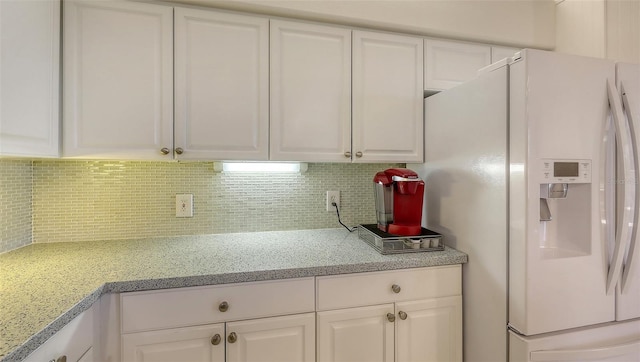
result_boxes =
[491,46,520,64]
[270,20,351,162]
[424,38,491,91]
[0,0,59,157]
[174,8,268,161]
[352,30,424,163]
[63,0,173,160]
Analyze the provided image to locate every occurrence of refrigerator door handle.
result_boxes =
[529,339,640,361]
[606,79,636,295]
[620,83,640,293]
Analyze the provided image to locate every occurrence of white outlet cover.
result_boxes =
[326,191,340,212]
[176,194,193,217]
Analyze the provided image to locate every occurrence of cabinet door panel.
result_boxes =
[317,304,394,362]
[63,0,173,159]
[424,39,491,90]
[23,308,95,362]
[122,324,225,362]
[395,296,462,362]
[174,8,268,160]
[491,46,520,64]
[0,0,59,157]
[226,313,315,362]
[352,31,423,163]
[270,20,351,162]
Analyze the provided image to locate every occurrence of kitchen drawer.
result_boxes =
[121,277,315,333]
[316,265,461,311]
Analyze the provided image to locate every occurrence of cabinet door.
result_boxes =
[352,30,423,163]
[63,0,173,160]
[0,0,59,157]
[424,39,491,90]
[174,8,268,161]
[122,324,225,362]
[395,296,462,362]
[270,20,351,162]
[23,308,95,362]
[226,313,315,362]
[317,304,395,362]
[491,46,520,64]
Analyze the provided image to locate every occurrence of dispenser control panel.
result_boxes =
[540,159,591,183]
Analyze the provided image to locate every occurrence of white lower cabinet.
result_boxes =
[316,266,462,362]
[119,278,316,362]
[317,304,395,362]
[95,267,463,362]
[122,324,225,362]
[395,296,462,362]
[226,313,315,362]
[23,307,97,362]
[121,313,315,362]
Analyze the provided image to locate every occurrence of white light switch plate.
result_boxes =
[176,194,193,217]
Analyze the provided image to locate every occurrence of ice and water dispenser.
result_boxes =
[539,159,592,258]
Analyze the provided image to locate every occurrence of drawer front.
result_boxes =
[121,277,315,333]
[316,265,461,311]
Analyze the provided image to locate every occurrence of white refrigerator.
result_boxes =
[411,49,640,361]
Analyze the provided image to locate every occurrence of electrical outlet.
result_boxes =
[176,194,193,217]
[326,191,340,212]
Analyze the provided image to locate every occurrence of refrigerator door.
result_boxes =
[509,50,616,335]
[509,319,640,362]
[616,62,640,321]
[411,64,509,361]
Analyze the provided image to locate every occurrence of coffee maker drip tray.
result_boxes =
[358,224,444,254]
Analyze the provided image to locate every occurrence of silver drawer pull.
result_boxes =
[391,284,401,293]
[219,301,229,312]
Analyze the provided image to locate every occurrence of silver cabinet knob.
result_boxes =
[398,311,408,320]
[56,357,67,362]
[160,148,170,155]
[355,151,363,158]
[211,334,222,345]
[228,332,237,343]
[391,284,401,294]
[344,151,352,158]
[219,301,229,312]
[175,147,184,155]
[386,313,396,322]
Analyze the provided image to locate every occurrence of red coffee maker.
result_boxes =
[373,168,425,236]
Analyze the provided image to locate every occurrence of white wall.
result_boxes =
[167,0,556,49]
[555,0,640,63]
[555,0,606,58]
[606,0,640,63]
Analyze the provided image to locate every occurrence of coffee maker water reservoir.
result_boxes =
[373,168,425,236]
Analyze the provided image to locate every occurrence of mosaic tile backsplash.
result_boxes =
[0,160,33,253]
[0,160,401,250]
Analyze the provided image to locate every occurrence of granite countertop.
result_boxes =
[0,228,467,361]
